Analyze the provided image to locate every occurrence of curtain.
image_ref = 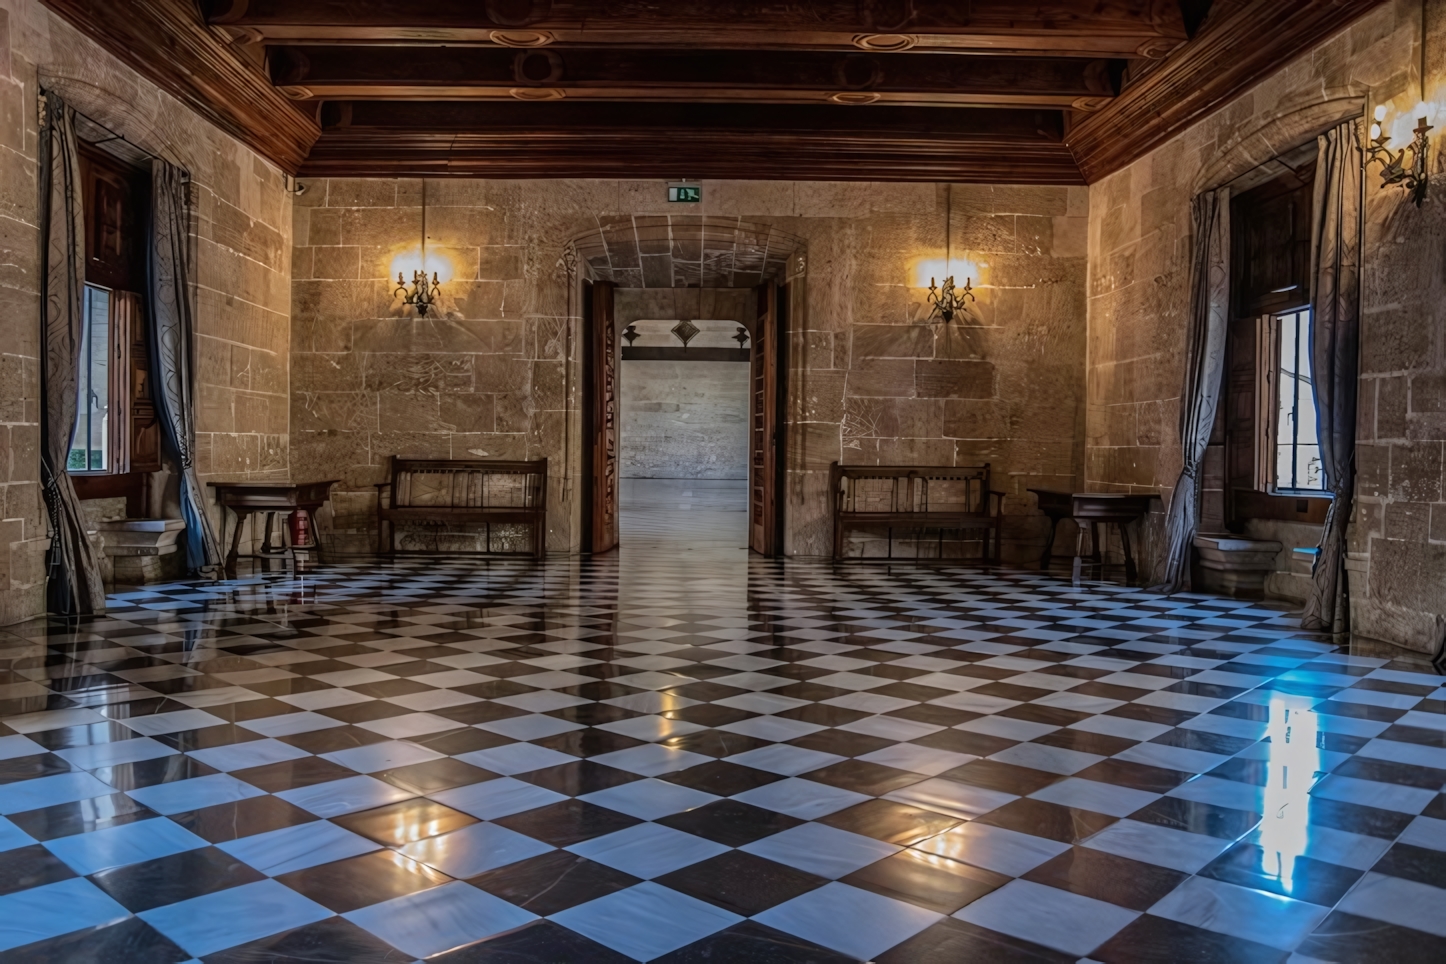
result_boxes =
[38,92,106,616]
[149,160,222,575]
[1152,188,1231,594]
[1302,121,1364,633]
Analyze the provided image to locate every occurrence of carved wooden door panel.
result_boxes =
[749,281,780,555]
[584,280,619,553]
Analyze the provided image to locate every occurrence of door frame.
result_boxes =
[580,279,619,554]
[579,279,789,556]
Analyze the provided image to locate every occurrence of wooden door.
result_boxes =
[582,280,619,553]
[749,281,785,555]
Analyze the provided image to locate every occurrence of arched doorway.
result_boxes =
[570,216,805,556]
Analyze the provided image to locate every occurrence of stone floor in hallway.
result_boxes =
[0,480,1444,962]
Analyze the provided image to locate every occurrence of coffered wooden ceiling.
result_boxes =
[42,0,1387,183]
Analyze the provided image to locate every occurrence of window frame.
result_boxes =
[1255,309,1329,498]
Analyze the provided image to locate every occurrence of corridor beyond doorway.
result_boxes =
[620,479,750,551]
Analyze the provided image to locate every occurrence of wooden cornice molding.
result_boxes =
[1066,0,1389,182]
[270,45,1120,110]
[41,0,319,173]
[300,102,1084,183]
[202,0,1187,57]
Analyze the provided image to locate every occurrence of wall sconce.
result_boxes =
[1367,103,1432,205]
[395,178,443,316]
[927,184,977,323]
[928,276,975,323]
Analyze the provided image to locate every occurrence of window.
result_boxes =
[1260,308,1324,492]
[1220,151,1331,528]
[70,286,113,472]
[67,141,160,479]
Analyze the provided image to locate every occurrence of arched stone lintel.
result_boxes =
[1191,94,1366,196]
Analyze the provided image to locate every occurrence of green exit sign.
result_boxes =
[668,184,701,203]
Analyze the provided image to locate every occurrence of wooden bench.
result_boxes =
[832,462,1003,562]
[375,457,547,559]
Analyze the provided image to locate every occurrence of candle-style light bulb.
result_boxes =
[1375,104,1389,122]
[1371,123,1382,140]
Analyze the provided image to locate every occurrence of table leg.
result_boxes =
[1091,522,1103,563]
[1118,521,1137,585]
[1040,515,1059,570]
[260,512,275,554]
[1072,521,1086,585]
[225,508,246,573]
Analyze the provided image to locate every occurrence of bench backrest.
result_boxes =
[831,462,991,515]
[388,457,547,510]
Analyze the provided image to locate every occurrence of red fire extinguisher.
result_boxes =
[287,510,314,548]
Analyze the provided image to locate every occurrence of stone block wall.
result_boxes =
[1088,0,1446,650]
[291,179,1089,559]
[0,0,292,623]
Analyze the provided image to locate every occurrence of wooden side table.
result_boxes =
[1029,489,1155,585]
[209,480,339,573]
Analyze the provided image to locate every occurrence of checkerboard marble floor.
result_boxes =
[1,483,1444,962]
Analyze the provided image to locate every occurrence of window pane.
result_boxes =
[1272,308,1323,491]
[69,286,110,472]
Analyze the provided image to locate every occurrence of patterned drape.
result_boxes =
[1152,188,1230,594]
[1302,121,1364,633]
[149,160,222,575]
[38,91,106,616]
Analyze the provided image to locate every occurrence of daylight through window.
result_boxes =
[1272,308,1323,492]
[69,284,111,472]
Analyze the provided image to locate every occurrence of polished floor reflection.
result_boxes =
[0,484,1443,962]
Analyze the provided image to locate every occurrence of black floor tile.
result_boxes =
[201,916,411,964]
[1023,847,1190,911]
[654,850,827,916]
[1091,913,1288,964]
[274,848,452,913]
[653,920,857,964]
[941,759,1061,796]
[0,915,190,964]
[517,759,644,795]
[0,844,77,897]
[843,848,1008,913]
[433,919,635,964]
[89,846,265,913]
[661,760,785,796]
[1074,758,1194,793]
[1127,796,1261,839]
[976,798,1117,844]
[466,850,641,915]
[493,799,642,847]
[8,793,157,841]
[1198,842,1363,905]
[806,759,923,796]
[1370,842,1446,890]
[168,794,319,843]
[819,798,962,846]
[333,798,479,845]
[274,724,392,754]
[376,757,499,795]
[1294,910,1446,964]
[232,756,358,793]
[658,799,803,846]
[876,917,1076,964]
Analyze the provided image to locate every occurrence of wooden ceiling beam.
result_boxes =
[1066,0,1389,181]
[204,0,1189,58]
[41,0,319,172]
[299,101,1084,183]
[269,45,1120,110]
